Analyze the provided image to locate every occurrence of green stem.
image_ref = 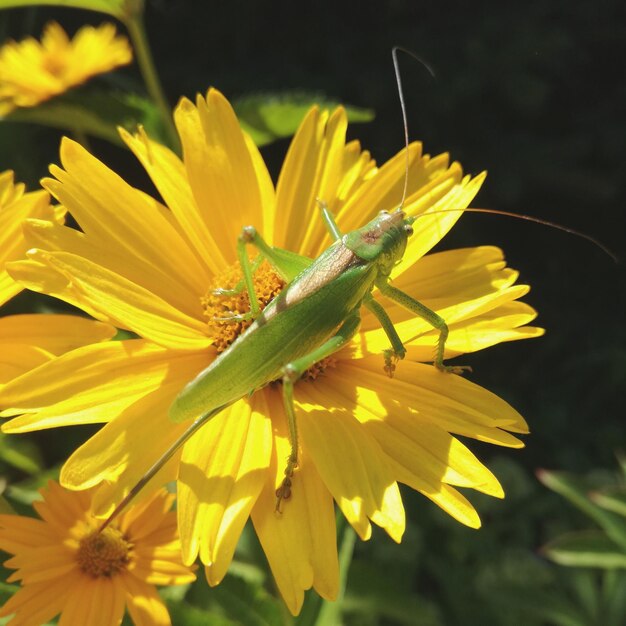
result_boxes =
[123,13,179,151]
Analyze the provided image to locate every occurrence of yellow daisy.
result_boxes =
[0,89,543,614]
[0,22,132,116]
[0,170,115,385]
[0,480,195,625]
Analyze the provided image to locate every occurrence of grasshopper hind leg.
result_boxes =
[364,294,406,377]
[374,278,472,375]
[275,313,361,512]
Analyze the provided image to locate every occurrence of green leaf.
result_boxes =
[5,466,60,506]
[0,432,43,475]
[342,560,441,625]
[601,570,626,626]
[492,585,591,626]
[166,602,238,626]
[0,0,127,17]
[538,470,626,551]
[3,89,164,146]
[591,489,626,518]
[186,573,285,626]
[543,530,626,569]
[233,92,375,147]
[0,495,16,515]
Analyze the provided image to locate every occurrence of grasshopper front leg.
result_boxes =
[375,277,472,375]
[275,312,361,511]
[213,226,289,323]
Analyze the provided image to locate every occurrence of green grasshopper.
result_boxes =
[102,202,469,527]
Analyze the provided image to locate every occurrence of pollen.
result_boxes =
[202,258,285,353]
[42,55,67,76]
[76,527,131,578]
[300,356,337,381]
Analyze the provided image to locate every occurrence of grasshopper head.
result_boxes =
[344,208,415,274]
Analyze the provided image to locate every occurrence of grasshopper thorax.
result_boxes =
[343,208,415,275]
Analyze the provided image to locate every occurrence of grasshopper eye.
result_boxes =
[404,224,414,236]
[379,210,389,217]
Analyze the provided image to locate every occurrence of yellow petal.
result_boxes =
[33,480,91,530]
[58,576,125,626]
[21,215,206,322]
[334,359,527,442]
[360,246,516,331]
[0,344,53,385]
[335,140,376,207]
[297,383,405,542]
[1,340,209,430]
[273,106,327,252]
[0,313,115,355]
[123,574,171,626]
[121,126,223,277]
[243,131,277,241]
[0,170,55,306]
[7,545,75,583]
[291,108,350,256]
[0,515,56,552]
[251,391,338,616]
[174,89,266,265]
[334,142,421,233]
[398,171,486,276]
[395,470,481,528]
[9,249,210,350]
[353,401,504,497]
[177,394,272,578]
[52,350,209,500]
[0,575,70,624]
[41,137,209,302]
[119,489,174,539]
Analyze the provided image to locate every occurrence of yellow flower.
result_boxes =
[0,22,132,116]
[0,170,115,385]
[0,480,195,626]
[0,89,543,614]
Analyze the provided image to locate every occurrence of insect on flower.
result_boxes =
[1,82,543,613]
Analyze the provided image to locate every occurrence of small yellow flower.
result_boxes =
[0,170,115,385]
[0,22,132,116]
[0,480,195,626]
[0,90,543,614]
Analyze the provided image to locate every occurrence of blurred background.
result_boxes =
[1,1,624,624]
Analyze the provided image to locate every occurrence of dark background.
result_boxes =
[1,1,624,623]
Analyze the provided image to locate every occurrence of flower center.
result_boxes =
[202,259,336,379]
[42,54,67,77]
[202,258,285,353]
[77,527,131,578]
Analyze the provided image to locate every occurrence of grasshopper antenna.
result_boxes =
[392,45,435,210]
[391,48,617,263]
[422,207,618,262]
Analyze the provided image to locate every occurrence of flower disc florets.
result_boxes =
[77,527,131,578]
[202,258,285,352]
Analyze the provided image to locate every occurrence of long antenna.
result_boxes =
[391,47,616,263]
[417,207,618,262]
[392,46,435,209]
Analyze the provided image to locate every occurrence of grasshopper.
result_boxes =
[102,202,469,528]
